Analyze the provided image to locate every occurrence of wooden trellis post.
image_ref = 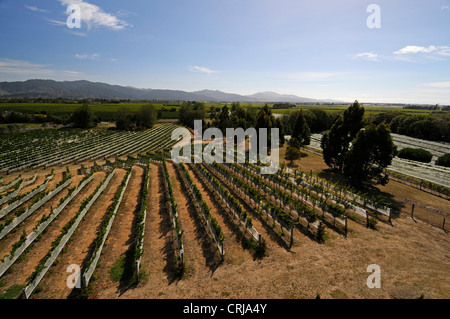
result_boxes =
[289,227,294,250]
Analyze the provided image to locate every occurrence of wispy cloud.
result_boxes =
[75,53,100,60]
[442,6,450,11]
[116,10,138,17]
[352,52,380,62]
[25,5,49,13]
[46,19,67,26]
[0,58,51,75]
[0,58,82,77]
[68,30,87,37]
[59,0,130,30]
[189,66,217,75]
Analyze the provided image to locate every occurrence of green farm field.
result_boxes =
[268,105,439,116]
[0,102,439,118]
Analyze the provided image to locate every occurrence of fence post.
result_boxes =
[411,204,415,221]
[443,218,446,231]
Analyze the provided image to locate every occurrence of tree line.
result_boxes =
[368,112,450,143]
[70,104,157,130]
[179,100,397,186]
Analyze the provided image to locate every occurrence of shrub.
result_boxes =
[435,153,450,167]
[397,148,432,163]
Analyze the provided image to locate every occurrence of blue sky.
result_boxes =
[0,0,449,104]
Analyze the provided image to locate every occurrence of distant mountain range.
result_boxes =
[0,79,343,103]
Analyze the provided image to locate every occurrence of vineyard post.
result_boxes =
[411,204,415,221]
[366,211,369,228]
[289,227,293,250]
[135,260,140,279]
[344,216,348,238]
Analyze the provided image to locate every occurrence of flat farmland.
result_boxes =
[0,128,448,299]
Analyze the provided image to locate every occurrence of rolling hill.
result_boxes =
[0,79,342,103]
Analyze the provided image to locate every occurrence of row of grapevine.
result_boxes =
[188,162,266,254]
[0,175,22,193]
[240,163,349,234]
[134,163,150,277]
[21,170,115,299]
[221,149,345,235]
[0,173,54,222]
[0,172,71,241]
[282,167,391,222]
[0,172,94,278]
[0,124,179,173]
[0,175,25,205]
[82,167,133,288]
[198,160,295,248]
[162,161,185,275]
[176,162,225,257]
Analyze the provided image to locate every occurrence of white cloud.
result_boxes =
[189,66,217,74]
[442,6,450,11]
[394,45,437,54]
[59,0,129,30]
[394,45,450,56]
[423,82,450,88]
[352,52,380,61]
[25,5,48,13]
[75,53,100,60]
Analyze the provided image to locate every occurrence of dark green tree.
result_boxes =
[285,137,302,166]
[343,122,397,185]
[70,104,94,129]
[179,101,206,129]
[321,100,365,172]
[285,144,301,165]
[292,110,311,147]
[136,104,157,129]
[288,137,301,149]
[115,107,133,130]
